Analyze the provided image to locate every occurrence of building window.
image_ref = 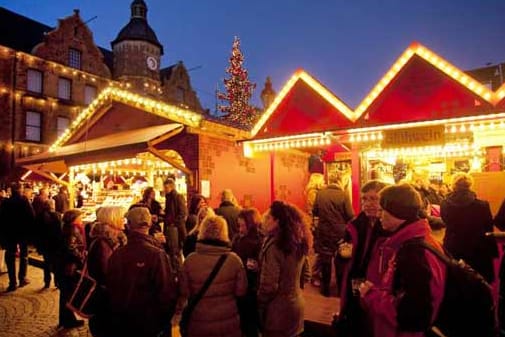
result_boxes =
[176,87,185,102]
[27,69,43,93]
[25,111,41,142]
[58,77,72,100]
[68,48,82,69]
[57,116,69,137]
[84,85,97,105]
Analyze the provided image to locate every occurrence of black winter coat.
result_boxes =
[0,193,35,244]
[35,209,63,256]
[107,231,178,337]
[441,190,498,282]
[164,190,188,247]
[313,184,354,255]
[215,201,241,241]
[232,227,263,291]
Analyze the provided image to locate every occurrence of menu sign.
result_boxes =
[382,125,445,148]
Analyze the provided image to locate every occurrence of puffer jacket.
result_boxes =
[258,236,306,337]
[339,212,385,316]
[180,240,247,337]
[362,219,446,337]
[441,190,497,282]
[107,231,178,337]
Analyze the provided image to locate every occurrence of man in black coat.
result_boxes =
[107,207,178,337]
[0,182,35,292]
[441,172,498,283]
[215,189,241,241]
[313,173,354,296]
[163,178,187,271]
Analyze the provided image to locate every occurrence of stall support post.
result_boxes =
[351,143,361,215]
[270,152,275,203]
[68,168,75,209]
[147,169,154,187]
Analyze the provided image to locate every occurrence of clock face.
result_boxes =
[146,56,158,70]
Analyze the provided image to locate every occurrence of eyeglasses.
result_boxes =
[361,196,379,203]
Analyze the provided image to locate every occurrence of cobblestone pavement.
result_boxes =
[0,265,91,337]
[0,262,335,337]
[0,263,184,337]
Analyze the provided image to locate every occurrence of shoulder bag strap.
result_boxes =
[185,253,228,313]
[402,239,451,266]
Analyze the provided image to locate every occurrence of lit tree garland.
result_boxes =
[218,36,257,128]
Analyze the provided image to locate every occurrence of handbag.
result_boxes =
[66,240,103,318]
[66,261,98,318]
[179,254,228,337]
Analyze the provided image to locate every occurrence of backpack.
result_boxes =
[403,240,497,337]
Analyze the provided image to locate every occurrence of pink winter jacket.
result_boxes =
[362,218,446,337]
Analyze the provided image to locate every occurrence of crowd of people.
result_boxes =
[0,171,504,337]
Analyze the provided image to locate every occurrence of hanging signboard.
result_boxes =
[382,125,445,148]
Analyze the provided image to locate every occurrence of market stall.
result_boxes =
[243,42,505,212]
[17,123,190,221]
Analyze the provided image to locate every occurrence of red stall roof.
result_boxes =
[250,42,503,141]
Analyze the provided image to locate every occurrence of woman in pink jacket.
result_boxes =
[359,183,446,337]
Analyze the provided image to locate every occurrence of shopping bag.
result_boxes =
[66,268,98,318]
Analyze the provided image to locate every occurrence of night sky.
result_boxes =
[2,0,505,111]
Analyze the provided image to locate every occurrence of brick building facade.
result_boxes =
[0,1,203,182]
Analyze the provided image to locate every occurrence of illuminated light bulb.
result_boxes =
[484,92,491,101]
[489,122,496,130]
[363,134,369,142]
[469,124,475,131]
[450,125,457,133]
[459,125,466,133]
[479,124,485,131]
[349,135,355,142]
[500,121,505,129]
[325,138,331,145]
[371,134,376,141]
[468,82,476,90]
[356,135,362,142]
[378,133,383,140]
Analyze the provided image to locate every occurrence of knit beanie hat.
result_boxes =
[379,183,422,221]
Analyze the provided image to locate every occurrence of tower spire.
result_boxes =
[131,0,147,20]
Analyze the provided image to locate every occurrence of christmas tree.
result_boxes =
[218,36,257,128]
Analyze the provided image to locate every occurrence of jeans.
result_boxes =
[5,240,28,286]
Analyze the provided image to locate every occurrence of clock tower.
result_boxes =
[111,0,163,95]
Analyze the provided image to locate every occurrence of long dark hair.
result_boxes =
[237,208,261,233]
[189,194,206,215]
[269,200,312,257]
[142,187,155,203]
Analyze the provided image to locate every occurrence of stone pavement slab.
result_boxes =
[0,265,90,337]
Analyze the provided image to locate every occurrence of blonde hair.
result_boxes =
[305,173,325,192]
[197,215,229,243]
[96,206,127,230]
[451,172,474,192]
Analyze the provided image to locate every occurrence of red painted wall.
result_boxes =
[273,151,310,212]
[198,134,271,212]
